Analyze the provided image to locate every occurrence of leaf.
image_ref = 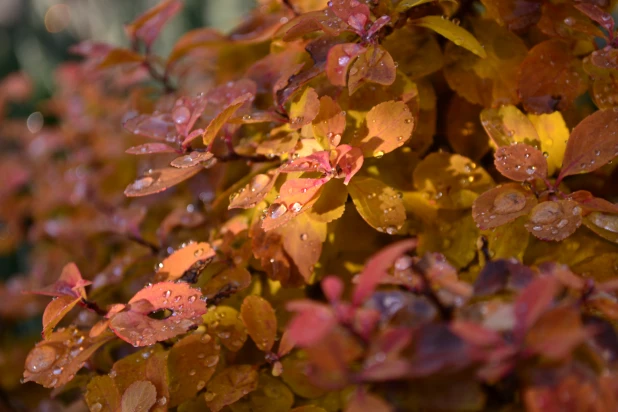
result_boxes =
[353,100,414,157]
[42,296,80,339]
[445,96,489,161]
[201,93,254,146]
[289,87,320,130]
[97,49,144,69]
[413,152,495,210]
[123,112,175,141]
[125,0,182,47]
[559,109,618,179]
[170,151,215,168]
[229,170,280,210]
[346,391,393,412]
[166,28,225,66]
[480,0,542,33]
[276,10,348,41]
[413,16,486,58]
[518,39,588,114]
[231,373,294,412]
[86,375,121,412]
[168,332,220,407]
[279,151,332,174]
[108,282,206,346]
[307,178,348,223]
[525,200,583,241]
[126,143,177,155]
[353,239,417,306]
[201,267,252,300]
[279,177,331,209]
[569,191,618,214]
[348,45,397,95]
[335,145,364,184]
[203,306,248,351]
[155,242,215,282]
[240,295,277,352]
[494,143,548,182]
[383,25,444,81]
[30,262,91,299]
[23,327,113,388]
[205,365,258,412]
[325,43,367,88]
[513,275,560,342]
[121,381,157,412]
[348,176,406,233]
[282,213,327,281]
[328,0,370,25]
[312,95,346,149]
[260,193,322,233]
[480,105,540,148]
[285,300,336,346]
[124,165,202,197]
[472,184,537,230]
[527,112,568,176]
[525,306,588,360]
[444,18,527,107]
[574,3,615,35]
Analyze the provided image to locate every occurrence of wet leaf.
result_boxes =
[413,16,487,58]
[125,0,182,47]
[494,143,548,182]
[307,178,348,223]
[282,213,327,281]
[126,143,177,155]
[86,375,121,412]
[121,381,157,412]
[480,0,542,32]
[279,177,331,209]
[335,145,363,184]
[518,39,588,114]
[312,95,346,149]
[30,262,91,299]
[472,183,537,230]
[527,111,568,176]
[229,373,294,412]
[413,152,494,210]
[348,176,406,234]
[229,170,280,210]
[326,43,367,88]
[289,87,320,130]
[108,282,206,346]
[168,332,220,407]
[42,296,80,339]
[559,109,618,179]
[480,105,540,148]
[353,100,414,157]
[124,165,202,197]
[201,267,252,300]
[23,326,113,388]
[123,112,175,141]
[240,295,277,352]
[205,365,258,412]
[525,200,583,241]
[170,151,215,168]
[574,3,615,35]
[203,306,247,351]
[201,93,254,146]
[348,45,396,95]
[155,242,215,282]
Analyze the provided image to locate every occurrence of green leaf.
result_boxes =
[413,16,487,58]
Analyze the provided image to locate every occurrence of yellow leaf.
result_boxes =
[413,16,487,58]
[527,112,568,176]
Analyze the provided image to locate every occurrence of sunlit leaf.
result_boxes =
[527,111,568,176]
[472,183,537,230]
[155,242,215,282]
[413,16,486,58]
[480,105,540,148]
[240,295,277,352]
[348,45,397,95]
[353,100,414,157]
[348,176,406,233]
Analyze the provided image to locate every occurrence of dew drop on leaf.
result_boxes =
[25,345,57,373]
[269,203,287,219]
[131,176,155,191]
[172,106,191,124]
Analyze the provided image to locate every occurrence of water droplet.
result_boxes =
[52,367,63,375]
[189,369,196,376]
[131,176,154,191]
[526,166,536,175]
[205,392,216,401]
[25,345,57,373]
[269,203,287,219]
[205,355,219,367]
[163,290,171,298]
[250,174,270,192]
[290,202,302,213]
[188,295,196,303]
[493,190,527,214]
[197,380,206,390]
[556,219,568,229]
[564,16,575,26]
[172,106,191,124]
[194,248,203,257]
[90,403,102,412]
[374,150,384,158]
[157,396,167,406]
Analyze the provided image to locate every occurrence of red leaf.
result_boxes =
[335,145,364,184]
[524,199,583,241]
[125,0,182,47]
[348,45,396,95]
[472,183,537,230]
[325,43,367,87]
[279,151,333,174]
[574,3,615,35]
[354,100,414,157]
[200,93,254,146]
[494,143,548,182]
[280,177,330,208]
[121,381,157,412]
[42,296,80,339]
[513,276,560,342]
[228,170,280,210]
[559,109,618,179]
[240,295,277,352]
[155,242,215,282]
[353,239,417,306]
[329,0,370,28]
[126,143,177,155]
[170,94,209,137]
[322,276,344,302]
[170,151,215,168]
[30,262,91,299]
[124,165,202,197]
[108,282,206,346]
[286,300,336,347]
[525,306,588,360]
[568,190,618,214]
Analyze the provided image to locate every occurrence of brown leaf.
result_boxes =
[472,183,537,230]
[354,100,414,157]
[121,381,157,412]
[312,95,346,149]
[289,87,320,130]
[229,170,280,210]
[518,39,588,114]
[281,213,327,281]
[348,45,396,95]
[525,200,583,241]
[494,143,548,182]
[205,365,258,412]
[124,165,202,197]
[325,43,366,87]
[559,109,618,179]
[42,296,80,339]
[240,295,277,352]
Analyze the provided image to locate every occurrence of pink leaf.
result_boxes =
[326,43,367,87]
[353,239,417,306]
[108,282,206,346]
[124,165,202,197]
[279,151,333,174]
[30,262,91,299]
[286,300,336,347]
[124,113,176,141]
[279,177,331,207]
[328,0,371,29]
[322,276,344,302]
[513,276,560,343]
[335,145,364,184]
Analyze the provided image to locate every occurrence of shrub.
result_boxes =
[2,0,618,410]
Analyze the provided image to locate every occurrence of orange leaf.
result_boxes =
[240,295,278,352]
[494,143,548,182]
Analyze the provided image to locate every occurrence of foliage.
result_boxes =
[2,0,618,410]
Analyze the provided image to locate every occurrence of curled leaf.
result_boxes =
[472,183,537,230]
[42,296,80,339]
[240,295,277,352]
[108,282,206,346]
[525,200,583,241]
[494,143,548,182]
